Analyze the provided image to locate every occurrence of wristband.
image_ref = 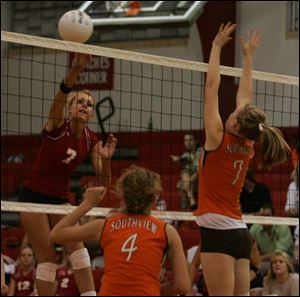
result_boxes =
[60,80,72,94]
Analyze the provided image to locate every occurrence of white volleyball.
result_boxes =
[58,10,94,43]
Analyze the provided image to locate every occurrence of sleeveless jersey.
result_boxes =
[99,213,167,296]
[194,132,254,219]
[24,119,99,198]
[12,267,36,296]
[56,266,80,296]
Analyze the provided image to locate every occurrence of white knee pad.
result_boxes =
[36,262,58,283]
[69,248,91,270]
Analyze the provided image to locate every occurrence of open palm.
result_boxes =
[71,53,92,70]
[213,22,237,48]
[97,134,118,159]
[239,30,261,56]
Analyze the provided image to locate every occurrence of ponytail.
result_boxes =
[237,104,291,168]
[259,125,291,168]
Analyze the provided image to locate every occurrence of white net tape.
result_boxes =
[1,201,298,226]
[1,30,298,86]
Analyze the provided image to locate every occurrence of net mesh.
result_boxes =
[1,30,299,225]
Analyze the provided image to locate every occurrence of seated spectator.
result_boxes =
[170,134,201,210]
[250,205,295,276]
[285,165,299,217]
[55,251,80,296]
[263,251,299,296]
[2,253,15,288]
[8,246,36,296]
[1,254,9,296]
[186,244,208,296]
[240,168,273,214]
[250,237,264,296]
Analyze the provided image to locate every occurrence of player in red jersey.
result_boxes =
[8,246,36,296]
[193,23,290,295]
[18,53,117,296]
[55,252,80,296]
[50,165,191,296]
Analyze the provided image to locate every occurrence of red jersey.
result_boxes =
[99,213,167,296]
[56,266,80,296]
[24,119,99,197]
[12,267,36,296]
[194,132,254,219]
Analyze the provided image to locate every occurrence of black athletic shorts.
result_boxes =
[18,187,68,205]
[200,226,252,259]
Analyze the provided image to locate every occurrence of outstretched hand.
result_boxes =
[84,186,107,208]
[96,134,118,159]
[239,30,261,57]
[71,53,92,70]
[213,22,237,48]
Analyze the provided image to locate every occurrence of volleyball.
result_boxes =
[58,10,93,43]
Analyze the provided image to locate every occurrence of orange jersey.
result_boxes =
[194,132,254,219]
[99,213,167,296]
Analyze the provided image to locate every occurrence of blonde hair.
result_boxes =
[19,246,36,268]
[66,90,94,107]
[115,165,162,215]
[237,104,290,168]
[266,251,294,280]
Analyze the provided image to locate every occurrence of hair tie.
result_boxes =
[258,123,264,132]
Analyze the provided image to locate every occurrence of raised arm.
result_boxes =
[204,22,236,150]
[91,134,118,188]
[236,30,261,107]
[50,187,107,244]
[45,53,91,132]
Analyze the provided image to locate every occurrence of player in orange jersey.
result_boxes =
[193,22,290,296]
[50,165,190,296]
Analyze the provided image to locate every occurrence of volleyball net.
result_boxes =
[1,30,299,225]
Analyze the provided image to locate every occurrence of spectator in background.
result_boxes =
[55,250,80,296]
[263,251,299,296]
[8,246,36,296]
[1,254,9,296]
[240,168,273,215]
[250,236,264,296]
[250,205,295,276]
[2,253,15,290]
[285,165,299,217]
[186,244,208,296]
[170,134,201,210]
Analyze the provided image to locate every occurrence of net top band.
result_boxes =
[1,30,299,86]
